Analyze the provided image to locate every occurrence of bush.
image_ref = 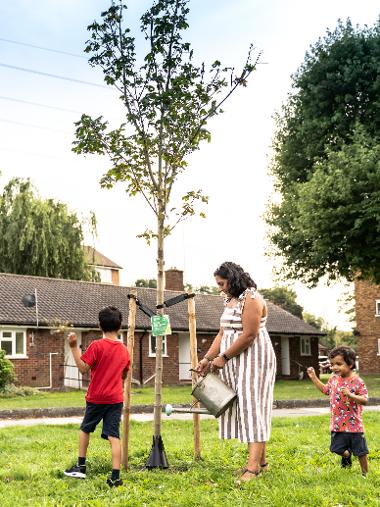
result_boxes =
[0,384,44,398]
[0,349,15,389]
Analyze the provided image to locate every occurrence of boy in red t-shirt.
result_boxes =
[307,346,368,476]
[64,306,130,487]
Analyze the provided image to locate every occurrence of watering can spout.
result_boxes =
[164,404,210,416]
[165,404,174,416]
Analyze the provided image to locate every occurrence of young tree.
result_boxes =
[73,0,258,456]
[267,19,380,285]
[0,178,96,281]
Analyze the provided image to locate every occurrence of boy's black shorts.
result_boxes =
[80,402,123,440]
[330,431,368,457]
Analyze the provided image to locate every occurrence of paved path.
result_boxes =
[1,406,379,428]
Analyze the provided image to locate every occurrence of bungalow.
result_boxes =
[0,270,323,389]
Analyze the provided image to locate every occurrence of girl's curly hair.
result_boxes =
[329,346,356,370]
[214,261,257,298]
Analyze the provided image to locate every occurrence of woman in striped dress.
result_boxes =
[196,262,276,482]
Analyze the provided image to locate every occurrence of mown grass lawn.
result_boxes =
[0,412,379,506]
[1,375,380,410]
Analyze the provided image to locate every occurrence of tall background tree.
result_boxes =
[0,177,96,281]
[73,0,258,458]
[135,278,157,288]
[260,286,304,318]
[266,19,380,285]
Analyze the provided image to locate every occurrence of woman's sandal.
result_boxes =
[235,463,269,476]
[235,468,261,485]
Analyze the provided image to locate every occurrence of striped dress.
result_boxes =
[219,288,276,443]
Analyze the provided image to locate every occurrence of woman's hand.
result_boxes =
[211,356,226,372]
[307,367,316,380]
[195,358,211,376]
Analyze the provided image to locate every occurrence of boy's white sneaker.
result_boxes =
[64,464,86,479]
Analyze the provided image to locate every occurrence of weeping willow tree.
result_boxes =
[0,177,97,281]
[73,0,259,462]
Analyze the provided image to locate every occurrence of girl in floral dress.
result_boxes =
[307,346,369,475]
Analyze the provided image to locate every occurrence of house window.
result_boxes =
[149,334,168,357]
[300,336,311,356]
[378,339,380,356]
[376,300,380,316]
[0,329,27,358]
[96,267,113,284]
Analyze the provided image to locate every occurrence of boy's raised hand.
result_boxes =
[67,332,78,348]
[307,367,316,379]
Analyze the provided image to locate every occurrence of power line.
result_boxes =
[0,62,108,89]
[0,37,87,59]
[0,146,68,160]
[0,117,68,133]
[0,95,82,114]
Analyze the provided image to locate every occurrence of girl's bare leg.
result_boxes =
[359,455,368,475]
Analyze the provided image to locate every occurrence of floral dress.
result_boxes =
[323,374,368,432]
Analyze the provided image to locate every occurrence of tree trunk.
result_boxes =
[153,212,165,437]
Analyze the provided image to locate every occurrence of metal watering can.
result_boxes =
[165,372,237,418]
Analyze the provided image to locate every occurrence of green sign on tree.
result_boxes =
[151,315,171,337]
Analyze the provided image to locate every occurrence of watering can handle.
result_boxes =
[189,367,200,378]
[189,367,209,379]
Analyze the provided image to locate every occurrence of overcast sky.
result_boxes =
[0,0,379,330]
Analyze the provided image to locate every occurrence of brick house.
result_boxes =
[355,280,380,374]
[0,270,323,389]
[84,246,122,285]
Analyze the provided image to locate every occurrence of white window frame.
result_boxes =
[377,338,380,356]
[300,336,312,356]
[149,334,168,357]
[0,329,27,358]
[96,267,113,284]
[375,300,380,317]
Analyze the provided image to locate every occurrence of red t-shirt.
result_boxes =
[81,338,130,404]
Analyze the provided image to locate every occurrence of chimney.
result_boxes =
[165,268,184,291]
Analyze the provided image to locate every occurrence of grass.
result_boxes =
[1,375,380,411]
[0,412,380,506]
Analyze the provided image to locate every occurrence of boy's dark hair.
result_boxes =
[329,346,356,370]
[98,306,122,332]
[214,261,257,298]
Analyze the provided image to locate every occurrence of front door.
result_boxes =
[178,333,192,381]
[64,331,82,388]
[281,336,290,376]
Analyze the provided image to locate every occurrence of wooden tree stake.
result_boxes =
[122,293,137,470]
[188,296,201,459]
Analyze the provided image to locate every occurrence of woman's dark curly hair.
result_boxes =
[329,346,356,370]
[214,261,257,298]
